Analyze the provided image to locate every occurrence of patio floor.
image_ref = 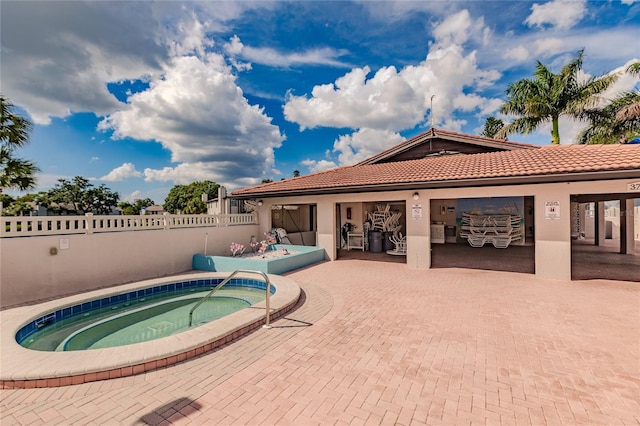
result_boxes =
[1,260,638,425]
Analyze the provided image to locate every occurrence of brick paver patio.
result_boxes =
[1,260,638,425]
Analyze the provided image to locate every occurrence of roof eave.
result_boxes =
[229,169,639,199]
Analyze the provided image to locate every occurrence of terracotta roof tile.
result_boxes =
[232,144,640,197]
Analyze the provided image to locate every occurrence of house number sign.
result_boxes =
[628,182,640,192]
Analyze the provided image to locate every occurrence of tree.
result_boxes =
[293,170,300,177]
[118,198,155,215]
[0,96,39,191]
[4,198,34,216]
[163,181,218,214]
[615,62,640,122]
[577,62,640,144]
[576,92,640,144]
[498,50,618,144]
[46,176,119,214]
[480,117,507,140]
[261,179,273,184]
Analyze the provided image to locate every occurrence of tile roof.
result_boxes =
[231,144,640,198]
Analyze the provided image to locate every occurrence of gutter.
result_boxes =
[230,169,640,200]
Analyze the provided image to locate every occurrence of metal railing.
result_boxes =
[188,270,272,328]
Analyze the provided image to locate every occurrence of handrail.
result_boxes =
[188,270,272,328]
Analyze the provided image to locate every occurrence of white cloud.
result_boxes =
[0,2,257,125]
[534,38,566,56]
[284,14,502,133]
[143,162,263,190]
[90,156,100,162]
[525,0,587,30]
[123,190,143,203]
[300,159,338,173]
[99,51,284,185]
[100,163,143,181]
[283,9,505,165]
[224,35,350,68]
[504,46,530,62]
[333,129,404,166]
[431,10,483,47]
[621,0,638,4]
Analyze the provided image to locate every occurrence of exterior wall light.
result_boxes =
[257,200,263,207]
[412,192,420,201]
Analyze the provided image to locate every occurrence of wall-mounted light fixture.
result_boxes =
[412,192,420,201]
[257,200,263,207]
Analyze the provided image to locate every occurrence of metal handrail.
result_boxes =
[188,270,272,328]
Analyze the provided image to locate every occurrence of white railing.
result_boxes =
[1,212,258,238]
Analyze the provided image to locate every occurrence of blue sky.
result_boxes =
[2,0,639,204]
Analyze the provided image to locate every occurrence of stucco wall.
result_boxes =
[0,225,259,308]
[249,178,638,280]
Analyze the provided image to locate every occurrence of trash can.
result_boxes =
[368,231,382,253]
[382,232,394,252]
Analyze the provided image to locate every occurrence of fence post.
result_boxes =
[163,212,170,230]
[85,213,94,234]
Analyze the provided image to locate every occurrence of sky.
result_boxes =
[1,0,639,204]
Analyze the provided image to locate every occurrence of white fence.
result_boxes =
[1,213,261,308]
[1,213,257,238]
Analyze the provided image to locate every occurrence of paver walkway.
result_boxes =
[1,260,639,425]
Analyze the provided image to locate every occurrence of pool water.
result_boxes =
[22,287,265,351]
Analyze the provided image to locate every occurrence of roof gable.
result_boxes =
[357,128,538,165]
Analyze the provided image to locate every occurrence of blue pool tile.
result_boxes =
[127,291,136,301]
[62,307,72,319]
[91,300,100,309]
[137,290,145,298]
[72,305,81,315]
[56,310,62,321]
[81,302,91,312]
[176,282,182,290]
[145,288,153,295]
[168,283,175,292]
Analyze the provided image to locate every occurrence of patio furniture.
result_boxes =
[459,213,522,248]
[386,232,407,256]
[347,232,366,251]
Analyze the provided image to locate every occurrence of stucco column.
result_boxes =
[315,200,336,261]
[623,198,635,255]
[535,192,571,280]
[406,195,430,269]
[595,201,606,246]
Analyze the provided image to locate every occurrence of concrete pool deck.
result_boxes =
[1,260,638,425]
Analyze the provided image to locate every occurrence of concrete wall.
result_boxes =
[1,225,259,308]
[250,178,639,280]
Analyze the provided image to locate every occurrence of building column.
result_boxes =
[623,198,635,255]
[595,201,606,246]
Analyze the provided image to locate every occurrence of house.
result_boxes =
[231,128,640,281]
[142,205,165,215]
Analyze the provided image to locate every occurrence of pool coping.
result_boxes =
[0,272,300,388]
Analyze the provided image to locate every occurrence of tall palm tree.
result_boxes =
[0,96,39,191]
[498,49,618,144]
[577,62,640,144]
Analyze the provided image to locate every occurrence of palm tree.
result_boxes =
[498,50,618,144]
[615,62,640,122]
[576,91,640,144]
[0,96,39,191]
[577,62,640,144]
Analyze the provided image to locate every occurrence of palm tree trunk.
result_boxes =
[551,116,560,144]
